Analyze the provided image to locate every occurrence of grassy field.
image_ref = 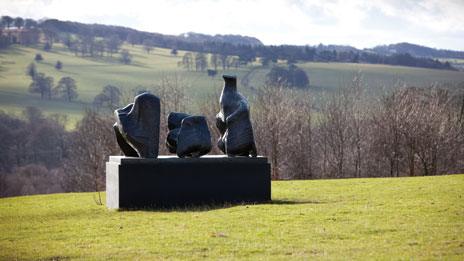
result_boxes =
[0,174,462,260]
[0,44,249,127]
[1,44,464,128]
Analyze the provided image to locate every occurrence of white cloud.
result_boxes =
[1,0,463,50]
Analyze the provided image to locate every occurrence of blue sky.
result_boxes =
[1,0,463,50]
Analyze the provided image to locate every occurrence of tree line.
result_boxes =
[1,16,455,71]
[26,58,78,101]
[1,75,462,197]
[0,15,40,48]
[252,79,464,179]
[179,52,241,72]
[1,16,134,65]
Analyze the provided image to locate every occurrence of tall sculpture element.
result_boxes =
[166,112,212,158]
[216,75,257,157]
[113,92,160,158]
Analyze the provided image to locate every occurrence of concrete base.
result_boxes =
[106,155,271,209]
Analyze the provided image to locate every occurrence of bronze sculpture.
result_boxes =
[166,112,212,158]
[113,92,160,158]
[216,75,257,157]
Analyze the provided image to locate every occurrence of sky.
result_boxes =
[1,0,464,50]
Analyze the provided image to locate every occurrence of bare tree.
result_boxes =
[317,89,351,178]
[195,52,208,71]
[150,75,190,155]
[219,54,228,70]
[181,52,194,71]
[408,88,463,175]
[253,84,297,179]
[198,91,222,154]
[347,74,367,178]
[64,109,119,204]
[371,90,404,177]
[210,53,219,71]
[93,85,122,110]
[290,92,313,179]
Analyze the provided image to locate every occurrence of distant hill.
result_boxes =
[2,18,458,70]
[179,32,262,46]
[315,44,359,53]
[22,18,464,61]
[38,19,262,48]
[368,42,464,59]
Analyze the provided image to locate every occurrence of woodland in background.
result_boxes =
[0,75,463,197]
[0,16,457,71]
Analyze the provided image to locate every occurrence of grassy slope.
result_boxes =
[249,61,464,93]
[0,175,463,260]
[0,44,248,127]
[1,44,464,128]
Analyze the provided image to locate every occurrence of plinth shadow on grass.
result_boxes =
[115,199,328,212]
[268,199,330,205]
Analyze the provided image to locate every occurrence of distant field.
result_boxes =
[1,44,464,127]
[439,58,464,71]
[249,61,464,93]
[0,44,247,127]
[0,175,462,260]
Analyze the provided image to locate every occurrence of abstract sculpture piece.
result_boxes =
[113,92,160,158]
[166,112,190,153]
[216,75,257,157]
[166,112,212,158]
[113,121,138,157]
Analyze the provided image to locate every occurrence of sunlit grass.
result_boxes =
[1,174,462,260]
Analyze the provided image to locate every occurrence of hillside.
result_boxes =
[27,18,456,71]
[38,19,262,48]
[0,175,462,260]
[1,43,464,128]
[0,44,253,127]
[179,32,263,46]
[370,42,464,59]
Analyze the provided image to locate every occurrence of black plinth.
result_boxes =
[106,155,271,209]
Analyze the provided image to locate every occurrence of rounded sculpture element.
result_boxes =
[216,75,257,157]
[166,112,190,154]
[166,112,212,158]
[114,92,160,158]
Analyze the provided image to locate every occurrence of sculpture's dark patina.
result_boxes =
[113,92,160,158]
[113,122,138,157]
[216,75,257,157]
[166,112,190,154]
[166,112,212,158]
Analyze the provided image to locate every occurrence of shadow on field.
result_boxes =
[268,199,329,205]
[117,199,327,212]
[77,55,150,68]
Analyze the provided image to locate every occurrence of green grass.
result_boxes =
[1,44,464,128]
[249,61,464,93]
[1,175,463,260]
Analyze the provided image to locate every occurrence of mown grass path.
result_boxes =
[0,175,463,260]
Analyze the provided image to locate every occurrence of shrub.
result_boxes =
[34,53,43,62]
[266,64,309,88]
[55,60,63,70]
